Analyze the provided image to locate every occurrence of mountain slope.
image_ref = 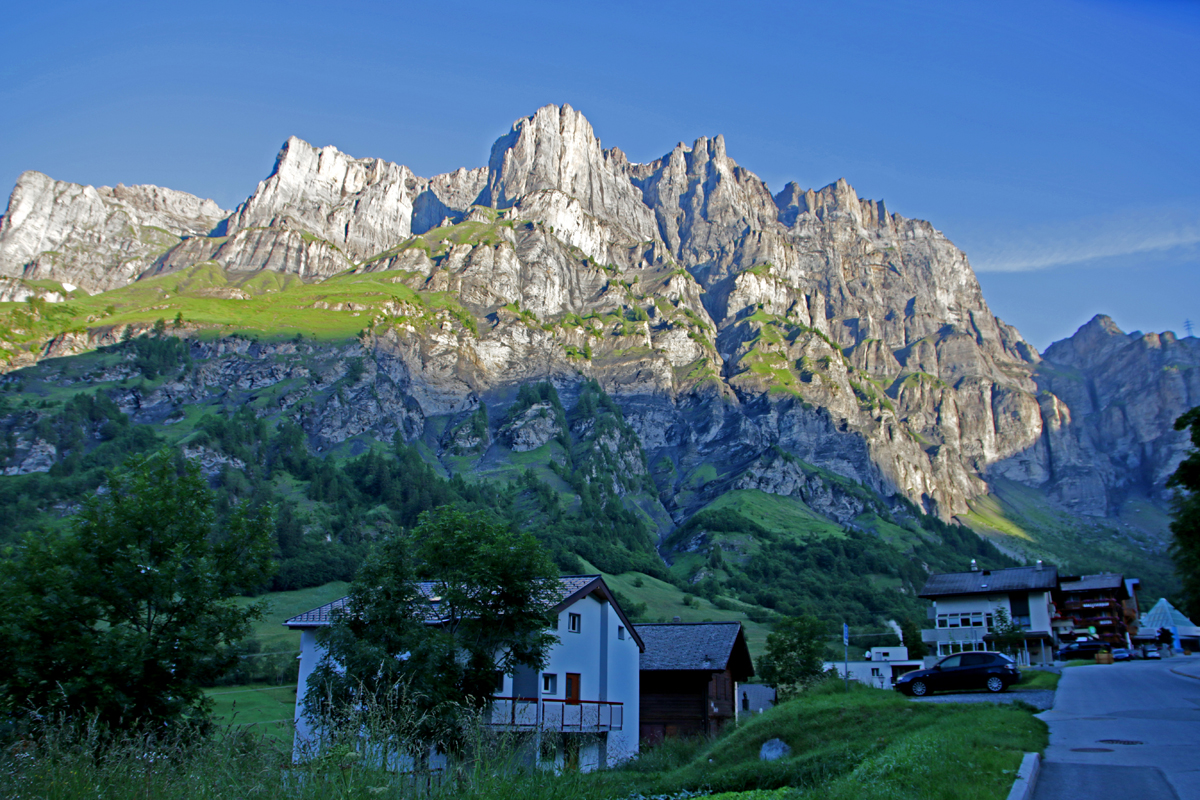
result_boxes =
[0,104,1193,609]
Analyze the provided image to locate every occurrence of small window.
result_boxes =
[552,615,559,630]
[568,613,581,633]
[495,671,506,692]
[617,626,626,640]
[543,674,557,694]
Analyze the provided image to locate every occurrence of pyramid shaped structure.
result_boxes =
[1140,598,1200,638]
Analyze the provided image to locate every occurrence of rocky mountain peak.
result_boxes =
[1042,314,1130,371]
[484,104,659,242]
[0,170,228,293]
[7,103,1183,535]
[226,136,420,262]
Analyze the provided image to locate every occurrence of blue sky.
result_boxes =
[1,0,1196,349]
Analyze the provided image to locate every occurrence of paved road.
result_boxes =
[1033,657,1200,800]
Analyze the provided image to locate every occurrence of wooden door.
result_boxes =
[565,673,581,704]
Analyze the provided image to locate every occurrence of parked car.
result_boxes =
[1111,647,1134,661]
[1144,646,1162,660]
[894,652,1020,696]
[1056,641,1110,660]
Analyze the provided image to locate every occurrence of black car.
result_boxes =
[1055,641,1109,661]
[894,652,1020,696]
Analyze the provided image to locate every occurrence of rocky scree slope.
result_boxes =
[0,105,1193,552]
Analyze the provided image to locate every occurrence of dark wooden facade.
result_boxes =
[638,622,754,743]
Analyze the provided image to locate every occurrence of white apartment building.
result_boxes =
[919,562,1058,665]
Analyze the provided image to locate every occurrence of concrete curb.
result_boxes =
[1169,666,1200,682]
[1005,752,1041,800]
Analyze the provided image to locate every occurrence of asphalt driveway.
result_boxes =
[905,688,1056,710]
[1033,657,1200,799]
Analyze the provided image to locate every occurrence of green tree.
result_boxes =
[990,607,1026,656]
[1169,407,1200,620]
[307,507,561,745]
[899,617,928,658]
[0,450,274,731]
[758,614,828,699]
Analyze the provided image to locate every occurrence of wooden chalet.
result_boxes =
[637,621,754,742]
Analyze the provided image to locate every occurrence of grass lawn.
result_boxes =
[1016,669,1061,690]
[591,681,1047,800]
[205,683,296,746]
[239,581,350,653]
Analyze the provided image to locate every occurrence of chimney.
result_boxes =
[1036,559,1044,571]
[971,559,978,572]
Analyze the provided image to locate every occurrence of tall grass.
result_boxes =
[1,718,608,800]
[2,680,1046,800]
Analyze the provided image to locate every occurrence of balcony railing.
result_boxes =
[487,697,623,732]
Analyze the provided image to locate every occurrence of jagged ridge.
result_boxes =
[0,105,1194,550]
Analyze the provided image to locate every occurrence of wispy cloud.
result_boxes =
[967,207,1200,273]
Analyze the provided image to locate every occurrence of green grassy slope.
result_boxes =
[596,682,1047,800]
[238,581,350,654]
[961,477,1177,602]
[205,683,296,745]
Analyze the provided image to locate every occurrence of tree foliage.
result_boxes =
[989,607,1025,656]
[1169,406,1200,620]
[757,614,828,699]
[0,450,274,731]
[306,507,561,746]
[899,618,928,658]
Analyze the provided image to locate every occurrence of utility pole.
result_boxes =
[1185,319,1195,338]
[843,622,850,692]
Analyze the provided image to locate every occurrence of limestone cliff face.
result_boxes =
[3,104,1180,528]
[0,171,227,293]
[225,137,493,266]
[993,315,1200,516]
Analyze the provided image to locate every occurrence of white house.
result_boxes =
[825,646,923,690]
[285,574,643,770]
[919,562,1058,665]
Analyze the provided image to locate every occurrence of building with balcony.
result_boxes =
[285,575,643,771]
[919,561,1058,664]
[1054,573,1140,647]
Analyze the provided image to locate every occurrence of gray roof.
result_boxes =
[286,595,353,626]
[638,622,750,674]
[284,575,644,648]
[1059,573,1125,593]
[919,565,1058,598]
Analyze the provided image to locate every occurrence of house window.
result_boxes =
[871,667,881,677]
[543,674,557,694]
[617,626,626,640]
[568,613,581,633]
[937,612,988,630]
[552,614,559,630]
